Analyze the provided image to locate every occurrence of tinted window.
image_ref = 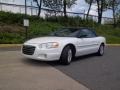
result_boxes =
[50,28,80,37]
[78,29,97,38]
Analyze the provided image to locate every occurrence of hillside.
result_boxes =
[0,11,120,44]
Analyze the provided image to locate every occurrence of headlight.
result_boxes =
[39,42,59,49]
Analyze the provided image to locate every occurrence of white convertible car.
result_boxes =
[22,27,106,65]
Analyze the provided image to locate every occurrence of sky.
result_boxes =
[70,0,113,18]
[0,0,113,18]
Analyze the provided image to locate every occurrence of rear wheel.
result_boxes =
[97,44,104,56]
[60,46,73,65]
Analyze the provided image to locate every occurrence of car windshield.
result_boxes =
[50,28,79,37]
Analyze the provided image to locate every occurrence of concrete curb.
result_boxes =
[0,44,22,48]
[106,44,120,46]
[0,44,120,48]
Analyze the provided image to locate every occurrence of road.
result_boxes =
[0,48,88,90]
[0,46,120,90]
[50,46,120,90]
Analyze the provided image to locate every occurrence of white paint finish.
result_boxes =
[22,36,106,61]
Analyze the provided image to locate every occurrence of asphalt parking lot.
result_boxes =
[50,46,120,90]
[0,50,88,90]
[0,46,120,90]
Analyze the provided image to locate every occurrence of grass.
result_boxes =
[0,11,120,44]
[28,21,62,38]
[95,25,120,44]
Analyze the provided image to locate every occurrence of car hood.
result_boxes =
[25,36,76,44]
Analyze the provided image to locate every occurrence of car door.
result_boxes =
[76,28,99,56]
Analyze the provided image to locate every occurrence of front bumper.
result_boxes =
[22,43,61,61]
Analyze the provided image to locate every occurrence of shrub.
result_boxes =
[0,11,120,44]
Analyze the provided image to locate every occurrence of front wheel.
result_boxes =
[97,44,104,56]
[60,46,73,65]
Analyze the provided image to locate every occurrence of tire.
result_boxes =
[60,46,73,65]
[97,44,104,56]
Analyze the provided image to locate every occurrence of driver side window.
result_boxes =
[78,29,97,38]
[78,30,88,38]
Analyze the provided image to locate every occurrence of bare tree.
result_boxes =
[108,0,120,27]
[43,0,77,18]
[63,0,77,18]
[96,0,103,24]
[63,0,67,18]
[33,0,76,18]
[43,0,63,17]
[85,0,108,24]
[95,0,108,24]
[112,0,116,27]
[85,0,94,20]
[33,0,43,17]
